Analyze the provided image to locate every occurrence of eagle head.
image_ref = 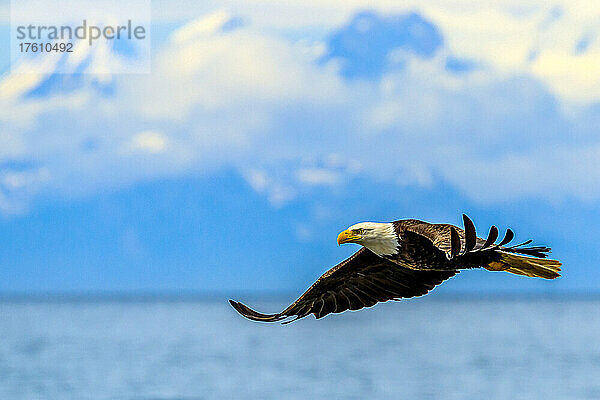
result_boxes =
[337,222,399,256]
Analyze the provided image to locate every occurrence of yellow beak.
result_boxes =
[337,230,361,245]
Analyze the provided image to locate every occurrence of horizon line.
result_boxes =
[1,289,599,303]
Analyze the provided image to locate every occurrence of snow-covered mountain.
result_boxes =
[2,20,153,101]
[0,9,249,103]
[318,10,479,79]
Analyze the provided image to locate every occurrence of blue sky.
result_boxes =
[0,1,599,295]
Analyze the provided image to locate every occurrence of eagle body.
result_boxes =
[230,214,562,323]
[387,219,501,271]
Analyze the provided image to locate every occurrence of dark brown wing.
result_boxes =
[393,214,551,270]
[229,248,458,323]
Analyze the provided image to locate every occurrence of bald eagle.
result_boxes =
[230,214,561,323]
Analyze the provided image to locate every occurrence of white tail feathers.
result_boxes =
[485,252,562,279]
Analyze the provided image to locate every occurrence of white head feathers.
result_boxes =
[347,222,399,256]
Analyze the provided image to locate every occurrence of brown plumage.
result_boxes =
[230,214,562,323]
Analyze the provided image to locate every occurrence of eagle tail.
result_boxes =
[502,243,552,258]
[486,252,561,280]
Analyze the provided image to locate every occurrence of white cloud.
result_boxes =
[1,167,50,190]
[443,144,600,203]
[244,169,269,193]
[0,167,51,214]
[153,0,600,104]
[0,71,48,102]
[242,169,297,207]
[296,168,342,186]
[127,131,167,154]
[170,8,233,43]
[122,21,344,120]
[1,4,600,214]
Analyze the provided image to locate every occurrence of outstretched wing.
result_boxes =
[229,248,458,323]
[394,214,552,270]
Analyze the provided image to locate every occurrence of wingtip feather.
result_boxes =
[450,227,461,258]
[229,299,286,322]
[462,214,477,252]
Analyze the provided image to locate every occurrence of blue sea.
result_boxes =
[1,296,599,399]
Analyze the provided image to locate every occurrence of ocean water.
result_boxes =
[1,296,599,400]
